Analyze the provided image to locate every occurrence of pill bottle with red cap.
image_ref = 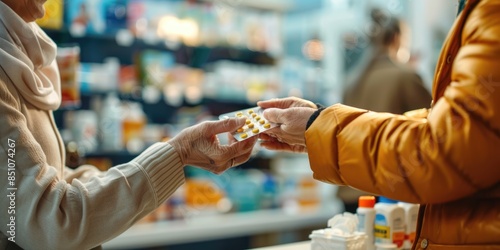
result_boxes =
[357,196,376,250]
[374,197,405,249]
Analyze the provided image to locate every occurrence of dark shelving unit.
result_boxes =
[43,28,276,67]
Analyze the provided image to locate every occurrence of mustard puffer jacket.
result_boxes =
[305,0,500,249]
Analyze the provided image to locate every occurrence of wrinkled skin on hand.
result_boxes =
[168,118,258,174]
[257,96,317,109]
[259,133,308,153]
[257,97,318,154]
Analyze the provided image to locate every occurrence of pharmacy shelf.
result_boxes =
[102,201,343,249]
[200,0,292,12]
[44,28,276,66]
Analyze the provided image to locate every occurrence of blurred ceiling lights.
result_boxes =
[157,16,200,46]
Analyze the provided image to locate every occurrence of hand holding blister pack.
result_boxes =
[219,107,278,141]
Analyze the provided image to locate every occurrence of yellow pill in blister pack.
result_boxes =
[219,106,277,141]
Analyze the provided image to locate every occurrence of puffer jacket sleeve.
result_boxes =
[305,0,500,204]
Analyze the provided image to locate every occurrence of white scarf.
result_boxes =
[0,1,61,110]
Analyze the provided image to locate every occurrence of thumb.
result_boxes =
[262,108,286,124]
[210,117,246,135]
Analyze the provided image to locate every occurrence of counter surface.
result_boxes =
[250,241,311,250]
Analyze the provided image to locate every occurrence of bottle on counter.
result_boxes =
[357,196,376,250]
[398,202,419,250]
[374,197,405,249]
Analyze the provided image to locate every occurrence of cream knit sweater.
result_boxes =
[0,2,185,249]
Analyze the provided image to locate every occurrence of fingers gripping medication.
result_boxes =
[219,107,277,141]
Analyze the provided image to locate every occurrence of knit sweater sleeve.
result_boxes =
[0,79,185,249]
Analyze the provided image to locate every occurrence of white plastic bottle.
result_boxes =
[374,197,405,249]
[398,202,419,250]
[99,93,123,151]
[357,196,376,250]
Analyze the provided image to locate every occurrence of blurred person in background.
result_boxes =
[343,8,432,114]
[340,8,432,213]
[0,0,257,249]
[258,0,500,249]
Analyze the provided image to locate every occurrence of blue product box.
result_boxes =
[66,0,128,35]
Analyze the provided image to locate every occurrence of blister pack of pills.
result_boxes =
[219,107,277,141]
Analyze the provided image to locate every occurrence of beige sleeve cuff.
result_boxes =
[131,142,185,206]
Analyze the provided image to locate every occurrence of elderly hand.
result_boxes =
[168,118,257,174]
[259,106,316,153]
[259,133,308,153]
[257,96,318,109]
